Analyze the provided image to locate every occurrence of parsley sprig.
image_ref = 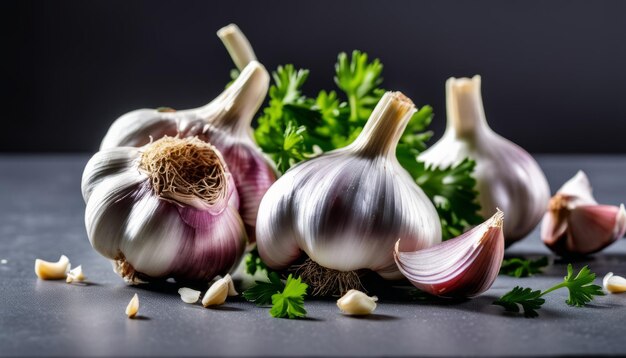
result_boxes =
[499,256,549,278]
[253,50,482,239]
[243,272,309,319]
[493,264,604,318]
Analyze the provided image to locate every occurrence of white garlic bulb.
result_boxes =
[542,171,626,256]
[82,136,247,283]
[99,26,275,241]
[256,92,441,294]
[419,76,550,245]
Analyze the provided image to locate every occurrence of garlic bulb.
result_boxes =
[82,136,247,283]
[419,76,550,245]
[256,92,441,295]
[541,171,626,256]
[394,210,505,298]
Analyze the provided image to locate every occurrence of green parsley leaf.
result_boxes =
[493,286,545,318]
[244,247,268,276]
[242,271,284,306]
[270,274,308,319]
[334,50,384,122]
[494,264,604,317]
[499,256,549,278]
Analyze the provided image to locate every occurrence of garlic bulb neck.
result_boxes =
[349,91,416,158]
[139,136,229,212]
[446,75,490,139]
[198,61,270,136]
[217,24,257,71]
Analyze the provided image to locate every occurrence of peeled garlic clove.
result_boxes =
[337,289,378,315]
[35,255,70,280]
[223,274,238,296]
[603,272,626,293]
[178,287,201,304]
[257,92,441,295]
[82,136,247,283]
[541,171,626,256]
[418,76,550,245]
[395,210,505,298]
[66,265,85,283]
[202,277,229,307]
[126,293,139,318]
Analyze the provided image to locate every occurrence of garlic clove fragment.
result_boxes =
[394,210,505,298]
[82,136,247,284]
[66,265,85,283]
[178,287,202,304]
[541,171,626,256]
[256,92,441,295]
[126,293,139,318]
[337,289,378,315]
[98,26,276,242]
[418,76,550,246]
[35,255,70,280]
[202,276,230,307]
[603,272,626,294]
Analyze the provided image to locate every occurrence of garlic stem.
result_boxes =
[217,24,257,71]
[446,75,490,138]
[349,91,416,158]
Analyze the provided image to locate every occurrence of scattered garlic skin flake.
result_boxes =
[202,277,229,307]
[337,290,378,315]
[603,272,626,294]
[66,265,85,283]
[178,287,201,304]
[126,294,139,318]
[35,255,70,280]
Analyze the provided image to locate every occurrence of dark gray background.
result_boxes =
[4,0,626,153]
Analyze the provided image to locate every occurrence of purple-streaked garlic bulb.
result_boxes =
[394,210,505,298]
[419,76,550,246]
[541,171,626,256]
[99,57,275,241]
[256,92,441,296]
[82,136,247,284]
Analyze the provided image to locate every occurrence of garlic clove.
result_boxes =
[217,24,256,71]
[603,272,626,293]
[126,293,139,318]
[178,287,201,304]
[202,277,229,307]
[336,289,378,315]
[66,265,85,283]
[81,147,141,202]
[394,210,505,298]
[35,255,70,280]
[223,274,238,296]
[541,171,625,256]
[418,75,550,245]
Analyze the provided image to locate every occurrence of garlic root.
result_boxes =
[35,255,70,280]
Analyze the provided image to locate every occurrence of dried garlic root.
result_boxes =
[603,272,626,293]
[35,255,70,280]
[126,293,139,318]
[337,289,378,315]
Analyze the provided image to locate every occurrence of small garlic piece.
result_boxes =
[395,210,505,298]
[35,255,70,280]
[337,289,378,315]
[603,272,626,294]
[202,276,229,307]
[178,287,201,304]
[66,265,85,283]
[541,171,626,256]
[126,293,139,318]
[223,274,238,296]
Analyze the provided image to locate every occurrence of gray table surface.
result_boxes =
[1,154,626,357]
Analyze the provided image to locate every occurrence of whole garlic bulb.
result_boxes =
[256,92,441,292]
[82,136,247,283]
[542,171,626,256]
[99,60,275,241]
[419,76,550,245]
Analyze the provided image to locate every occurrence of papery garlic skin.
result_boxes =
[394,210,505,298]
[256,92,441,282]
[541,171,626,256]
[419,76,549,245]
[99,61,275,241]
[82,136,247,283]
